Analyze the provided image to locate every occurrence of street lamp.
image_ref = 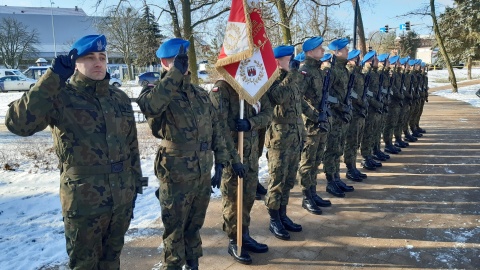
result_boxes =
[50,1,57,57]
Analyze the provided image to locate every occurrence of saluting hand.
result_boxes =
[174,44,189,75]
[52,49,78,82]
[289,55,300,71]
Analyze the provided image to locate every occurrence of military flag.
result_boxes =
[215,0,278,105]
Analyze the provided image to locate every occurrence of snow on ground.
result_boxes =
[0,69,478,270]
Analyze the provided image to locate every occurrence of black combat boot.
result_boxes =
[372,158,382,167]
[385,143,400,154]
[404,132,418,142]
[372,151,387,161]
[374,149,389,160]
[334,173,355,192]
[346,163,363,182]
[256,182,267,195]
[267,208,290,240]
[326,173,345,197]
[361,156,377,170]
[185,258,199,270]
[412,130,423,138]
[394,138,408,148]
[279,205,303,231]
[310,185,332,207]
[417,127,426,133]
[228,239,252,265]
[242,226,268,253]
[301,189,322,215]
[379,150,390,160]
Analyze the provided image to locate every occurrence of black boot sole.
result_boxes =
[269,226,290,240]
[228,247,252,265]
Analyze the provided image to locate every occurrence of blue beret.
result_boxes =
[421,62,426,67]
[408,59,417,66]
[273,45,294,58]
[378,53,390,62]
[156,38,190,59]
[294,51,305,62]
[347,49,361,60]
[71,35,107,57]
[389,55,400,64]
[328,38,349,51]
[400,57,410,65]
[362,50,376,65]
[321,53,332,62]
[302,37,324,52]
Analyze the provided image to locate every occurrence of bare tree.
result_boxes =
[0,18,39,69]
[159,0,230,84]
[97,5,140,80]
[430,0,458,92]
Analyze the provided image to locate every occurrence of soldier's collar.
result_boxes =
[304,56,321,68]
[69,71,110,96]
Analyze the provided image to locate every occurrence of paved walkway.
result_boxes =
[119,82,480,270]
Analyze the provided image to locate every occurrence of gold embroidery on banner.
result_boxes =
[224,23,242,52]
[239,56,265,85]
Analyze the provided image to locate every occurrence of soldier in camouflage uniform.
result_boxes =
[408,60,425,138]
[360,51,384,170]
[412,63,428,134]
[296,37,333,216]
[265,45,315,240]
[323,38,355,197]
[209,80,272,264]
[393,57,412,149]
[136,38,230,270]
[5,35,145,269]
[343,49,368,181]
[383,55,403,154]
[372,54,392,161]
[399,59,418,144]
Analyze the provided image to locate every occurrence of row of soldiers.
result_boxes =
[208,36,429,265]
[5,33,428,269]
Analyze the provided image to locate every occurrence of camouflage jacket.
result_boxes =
[299,57,325,135]
[5,69,142,217]
[363,65,383,111]
[391,67,405,106]
[265,69,310,149]
[209,80,273,164]
[346,64,367,115]
[420,72,429,98]
[328,57,350,118]
[136,68,229,180]
[404,69,415,101]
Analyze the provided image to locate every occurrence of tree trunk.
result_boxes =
[467,56,472,80]
[168,0,182,38]
[182,0,199,84]
[276,0,292,44]
[430,0,457,92]
[351,0,367,54]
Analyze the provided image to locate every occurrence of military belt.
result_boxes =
[160,140,211,151]
[271,118,303,125]
[63,157,131,175]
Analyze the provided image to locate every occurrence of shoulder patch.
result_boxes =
[212,86,219,92]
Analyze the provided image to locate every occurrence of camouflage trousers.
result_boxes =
[414,99,426,129]
[394,104,408,138]
[361,110,381,157]
[323,116,349,175]
[158,173,211,270]
[265,142,301,210]
[221,137,260,239]
[374,112,387,151]
[409,99,421,131]
[344,114,365,165]
[64,203,133,270]
[297,130,329,191]
[400,103,412,134]
[383,105,401,145]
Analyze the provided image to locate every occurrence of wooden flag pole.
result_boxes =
[236,98,244,252]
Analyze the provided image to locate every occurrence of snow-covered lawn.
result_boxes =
[0,68,478,269]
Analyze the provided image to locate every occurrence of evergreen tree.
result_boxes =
[134,5,164,68]
[398,31,421,58]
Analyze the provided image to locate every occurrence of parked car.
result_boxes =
[0,69,24,78]
[23,66,49,80]
[109,77,122,87]
[0,76,37,92]
[136,72,160,86]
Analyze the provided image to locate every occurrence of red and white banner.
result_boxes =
[215,0,279,105]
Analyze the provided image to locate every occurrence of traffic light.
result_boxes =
[385,25,389,33]
[405,21,411,31]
